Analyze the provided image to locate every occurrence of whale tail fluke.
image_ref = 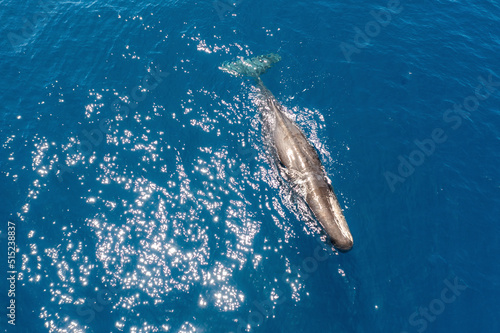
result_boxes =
[220,53,281,78]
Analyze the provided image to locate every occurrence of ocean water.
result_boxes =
[1,0,499,332]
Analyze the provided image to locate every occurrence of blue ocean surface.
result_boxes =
[1,0,499,332]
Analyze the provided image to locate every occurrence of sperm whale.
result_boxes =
[220,54,353,251]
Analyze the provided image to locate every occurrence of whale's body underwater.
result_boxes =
[220,54,353,251]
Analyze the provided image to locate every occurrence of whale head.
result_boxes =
[331,234,353,252]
